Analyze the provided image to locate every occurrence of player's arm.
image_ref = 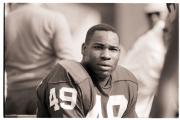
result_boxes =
[36,80,50,117]
[36,64,59,117]
[36,64,85,117]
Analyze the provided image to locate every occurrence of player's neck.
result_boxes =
[80,62,110,83]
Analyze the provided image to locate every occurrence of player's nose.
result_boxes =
[100,49,111,60]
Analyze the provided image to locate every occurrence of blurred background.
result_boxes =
[5,3,150,61]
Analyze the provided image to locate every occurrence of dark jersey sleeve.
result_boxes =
[113,66,138,118]
[122,68,138,118]
[123,80,138,118]
[36,63,94,118]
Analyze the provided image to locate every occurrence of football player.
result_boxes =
[36,24,138,118]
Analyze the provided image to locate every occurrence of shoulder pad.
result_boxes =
[46,63,69,83]
[112,65,138,84]
[58,60,91,84]
[43,60,91,84]
[37,63,68,89]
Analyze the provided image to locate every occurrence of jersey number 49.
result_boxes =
[49,87,77,111]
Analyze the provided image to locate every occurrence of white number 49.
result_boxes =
[49,87,77,111]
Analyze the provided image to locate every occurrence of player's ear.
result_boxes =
[81,43,86,56]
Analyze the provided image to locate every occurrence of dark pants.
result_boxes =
[5,87,37,115]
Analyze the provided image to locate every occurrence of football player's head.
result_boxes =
[81,24,120,80]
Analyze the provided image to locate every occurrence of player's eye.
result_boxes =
[109,47,120,52]
[93,45,104,50]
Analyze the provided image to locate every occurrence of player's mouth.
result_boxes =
[97,63,112,71]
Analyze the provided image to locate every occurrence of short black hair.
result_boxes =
[85,23,120,44]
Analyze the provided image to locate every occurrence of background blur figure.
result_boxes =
[150,4,179,118]
[43,3,101,61]
[5,3,74,115]
[121,3,168,117]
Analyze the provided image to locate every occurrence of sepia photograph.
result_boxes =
[3,2,179,118]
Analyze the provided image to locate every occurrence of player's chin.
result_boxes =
[96,70,111,78]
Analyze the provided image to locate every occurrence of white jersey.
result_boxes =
[122,21,167,117]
